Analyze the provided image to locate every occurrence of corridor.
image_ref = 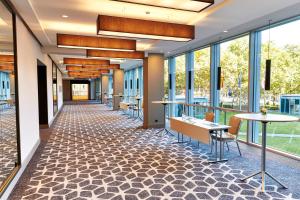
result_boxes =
[8,104,299,200]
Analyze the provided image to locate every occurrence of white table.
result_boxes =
[152,101,182,136]
[235,113,299,191]
[171,117,231,163]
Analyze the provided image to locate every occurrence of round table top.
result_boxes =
[235,113,299,122]
[152,100,181,104]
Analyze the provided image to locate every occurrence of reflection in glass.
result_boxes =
[52,63,58,114]
[0,0,19,192]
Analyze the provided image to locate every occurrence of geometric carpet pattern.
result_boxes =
[10,104,296,199]
[0,107,18,186]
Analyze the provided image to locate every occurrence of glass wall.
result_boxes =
[167,18,300,157]
[218,35,250,141]
[255,19,300,156]
[164,60,169,99]
[52,63,58,114]
[108,75,113,98]
[0,0,20,195]
[123,66,143,103]
[220,35,249,111]
[192,47,210,118]
[175,55,186,116]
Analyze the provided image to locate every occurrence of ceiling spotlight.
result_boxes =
[62,15,69,18]
[223,30,228,33]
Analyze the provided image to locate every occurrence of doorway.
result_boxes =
[37,60,48,126]
[72,84,89,100]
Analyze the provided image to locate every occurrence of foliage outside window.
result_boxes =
[220,35,249,111]
[175,55,186,116]
[256,19,300,156]
[194,47,210,105]
[164,60,169,99]
[219,35,250,141]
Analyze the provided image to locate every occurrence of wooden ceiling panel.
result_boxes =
[0,55,14,63]
[87,49,144,60]
[57,34,136,51]
[66,64,120,71]
[64,58,110,65]
[97,15,195,41]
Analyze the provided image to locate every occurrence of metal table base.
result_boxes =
[241,122,287,191]
[208,131,228,163]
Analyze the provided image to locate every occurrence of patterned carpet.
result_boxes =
[0,107,18,186]
[9,104,299,200]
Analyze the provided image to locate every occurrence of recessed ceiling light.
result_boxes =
[223,30,228,33]
[62,15,69,18]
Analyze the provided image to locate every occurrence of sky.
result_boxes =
[261,19,300,46]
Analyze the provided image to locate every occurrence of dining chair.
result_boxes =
[210,116,242,156]
[205,112,215,122]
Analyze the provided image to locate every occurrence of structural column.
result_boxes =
[90,79,96,100]
[249,31,262,143]
[210,44,220,122]
[143,53,165,129]
[168,57,175,117]
[113,69,124,110]
[101,75,109,104]
[186,52,194,115]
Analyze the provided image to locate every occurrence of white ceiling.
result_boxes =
[10,0,300,74]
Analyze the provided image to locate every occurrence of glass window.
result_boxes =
[219,35,250,141]
[192,47,211,118]
[164,60,168,99]
[256,19,300,156]
[175,55,186,116]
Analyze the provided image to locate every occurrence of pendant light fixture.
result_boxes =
[265,20,272,91]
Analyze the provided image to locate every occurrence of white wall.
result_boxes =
[47,61,54,124]
[57,70,63,110]
[1,16,63,199]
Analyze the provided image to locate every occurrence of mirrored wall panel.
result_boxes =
[0,0,19,193]
[52,63,58,114]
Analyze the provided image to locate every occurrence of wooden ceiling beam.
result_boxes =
[57,34,136,51]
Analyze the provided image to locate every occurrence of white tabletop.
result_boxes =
[152,100,182,104]
[235,113,299,122]
[172,117,231,131]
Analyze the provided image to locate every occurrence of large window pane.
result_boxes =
[164,60,168,99]
[256,19,300,156]
[219,35,250,141]
[193,47,210,118]
[175,55,186,116]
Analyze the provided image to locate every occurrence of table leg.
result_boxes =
[209,130,228,163]
[261,121,267,191]
[158,104,174,137]
[241,122,288,191]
